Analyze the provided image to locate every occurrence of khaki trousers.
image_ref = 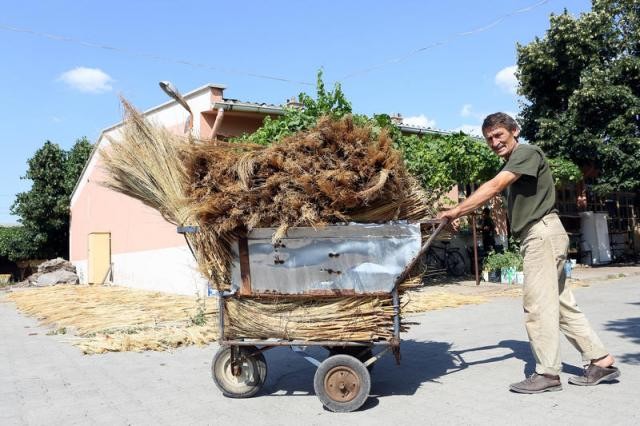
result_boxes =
[520,213,608,375]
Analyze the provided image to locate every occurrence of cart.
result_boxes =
[178,219,446,412]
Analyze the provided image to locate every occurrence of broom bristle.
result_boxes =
[98,100,441,342]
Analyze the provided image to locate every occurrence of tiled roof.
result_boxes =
[221,98,284,110]
[398,122,451,135]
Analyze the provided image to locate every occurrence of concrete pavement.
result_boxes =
[1,270,638,425]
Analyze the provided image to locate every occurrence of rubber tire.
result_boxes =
[328,347,375,372]
[212,346,267,398]
[314,354,371,413]
[425,249,442,271]
[446,251,466,277]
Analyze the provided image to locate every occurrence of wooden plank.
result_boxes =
[238,235,252,296]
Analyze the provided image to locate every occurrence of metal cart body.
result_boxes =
[179,219,446,412]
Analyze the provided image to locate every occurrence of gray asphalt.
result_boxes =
[1,275,638,425]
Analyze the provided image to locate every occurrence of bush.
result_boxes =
[483,251,523,272]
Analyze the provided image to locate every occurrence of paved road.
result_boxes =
[1,276,638,425]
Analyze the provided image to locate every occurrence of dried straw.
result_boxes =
[100,98,192,226]
[402,291,487,313]
[225,296,402,342]
[3,284,494,353]
[5,285,214,334]
[5,285,218,354]
[98,101,441,343]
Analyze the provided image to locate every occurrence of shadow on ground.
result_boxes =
[258,337,584,410]
[261,340,462,401]
[605,303,640,365]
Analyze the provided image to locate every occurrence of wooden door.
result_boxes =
[88,232,111,284]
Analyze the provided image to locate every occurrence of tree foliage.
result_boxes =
[233,71,500,201]
[517,0,640,194]
[0,226,39,262]
[547,157,584,187]
[398,132,501,195]
[232,70,352,146]
[6,137,93,260]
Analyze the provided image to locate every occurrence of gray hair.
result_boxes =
[482,112,519,133]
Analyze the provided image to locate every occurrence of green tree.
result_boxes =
[9,138,93,260]
[398,132,501,197]
[0,226,38,262]
[233,70,352,146]
[547,157,583,187]
[65,137,93,193]
[233,71,502,202]
[517,0,640,194]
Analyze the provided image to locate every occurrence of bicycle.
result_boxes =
[424,241,466,277]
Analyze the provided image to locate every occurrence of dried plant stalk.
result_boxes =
[98,100,441,343]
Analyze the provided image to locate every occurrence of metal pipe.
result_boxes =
[392,287,400,339]
[394,219,448,286]
[217,291,225,343]
[210,107,224,141]
[472,214,480,285]
[221,340,386,347]
[363,347,391,367]
[211,101,283,116]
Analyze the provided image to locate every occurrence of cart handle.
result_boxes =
[394,218,449,287]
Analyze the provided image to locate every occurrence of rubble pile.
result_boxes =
[26,258,79,287]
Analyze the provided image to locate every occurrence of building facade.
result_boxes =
[70,84,282,295]
[70,85,460,295]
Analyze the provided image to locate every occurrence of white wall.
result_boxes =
[72,246,208,296]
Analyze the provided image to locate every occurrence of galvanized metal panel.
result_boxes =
[230,222,421,295]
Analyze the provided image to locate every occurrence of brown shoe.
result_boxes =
[509,373,562,394]
[509,373,562,393]
[568,364,620,386]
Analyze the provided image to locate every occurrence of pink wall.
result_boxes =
[71,109,275,263]
[200,111,271,140]
[70,163,184,261]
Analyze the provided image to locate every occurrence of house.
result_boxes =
[69,84,475,295]
[70,84,285,295]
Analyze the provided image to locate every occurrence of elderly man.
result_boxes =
[438,112,619,393]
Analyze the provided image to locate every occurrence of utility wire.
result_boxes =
[0,23,314,86]
[1,0,549,87]
[339,0,550,81]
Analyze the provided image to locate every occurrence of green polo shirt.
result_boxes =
[502,143,557,237]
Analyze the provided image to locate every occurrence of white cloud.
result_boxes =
[454,124,483,137]
[58,67,114,93]
[402,114,436,128]
[51,116,62,123]
[495,65,518,95]
[460,104,473,117]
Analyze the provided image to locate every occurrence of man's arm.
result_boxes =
[438,171,520,221]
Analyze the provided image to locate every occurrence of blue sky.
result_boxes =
[0,0,592,224]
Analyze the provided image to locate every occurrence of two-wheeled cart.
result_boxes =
[179,219,446,412]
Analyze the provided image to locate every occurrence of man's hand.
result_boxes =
[438,206,460,223]
[438,207,461,232]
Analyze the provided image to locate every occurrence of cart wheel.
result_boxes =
[446,250,466,277]
[328,347,375,372]
[211,345,267,398]
[314,354,371,413]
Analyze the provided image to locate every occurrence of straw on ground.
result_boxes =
[2,284,506,354]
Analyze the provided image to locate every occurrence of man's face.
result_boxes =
[483,126,520,159]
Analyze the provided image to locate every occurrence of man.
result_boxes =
[439,112,620,393]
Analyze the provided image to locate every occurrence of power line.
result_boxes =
[1,0,551,88]
[339,0,551,81]
[0,23,314,87]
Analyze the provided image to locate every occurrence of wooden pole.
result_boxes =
[472,214,480,285]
